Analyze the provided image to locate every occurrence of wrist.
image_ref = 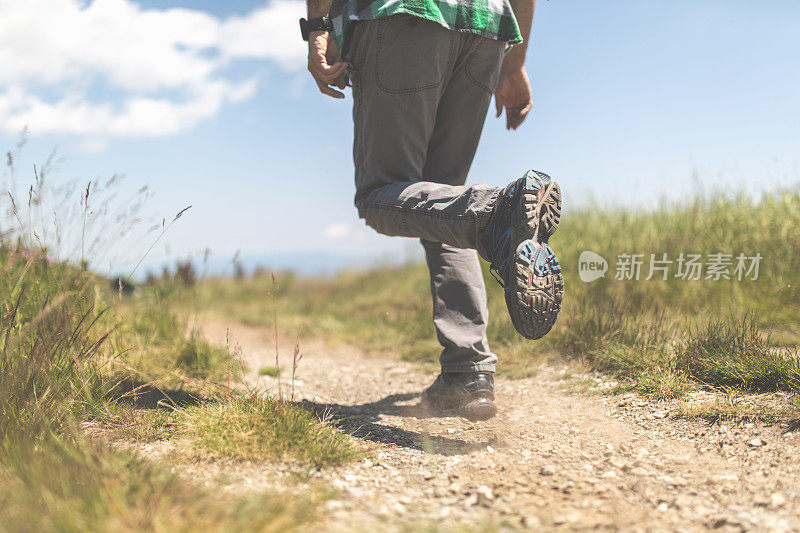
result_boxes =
[501,47,526,73]
[300,16,333,41]
[500,62,525,76]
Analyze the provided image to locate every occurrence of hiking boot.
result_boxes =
[482,170,563,340]
[420,372,496,421]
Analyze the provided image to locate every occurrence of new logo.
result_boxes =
[578,251,608,282]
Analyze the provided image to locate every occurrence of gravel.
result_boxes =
[114,320,800,532]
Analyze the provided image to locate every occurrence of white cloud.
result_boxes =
[219,1,307,70]
[323,222,352,240]
[0,0,306,142]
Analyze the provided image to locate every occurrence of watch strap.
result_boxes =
[300,17,333,41]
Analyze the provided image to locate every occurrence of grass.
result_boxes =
[0,246,354,531]
[105,406,180,443]
[674,396,800,424]
[198,266,442,362]
[110,278,237,382]
[0,147,360,530]
[0,437,320,533]
[0,251,106,440]
[582,313,800,401]
[591,345,693,400]
[105,393,360,467]
[259,365,281,377]
[178,394,360,466]
[680,314,800,392]
[175,329,236,376]
[194,185,800,414]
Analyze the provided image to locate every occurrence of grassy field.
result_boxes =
[196,186,800,411]
[0,154,359,530]
[0,248,363,531]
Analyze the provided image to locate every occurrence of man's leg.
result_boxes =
[348,16,501,260]
[421,239,495,372]
[348,17,503,372]
[420,33,505,373]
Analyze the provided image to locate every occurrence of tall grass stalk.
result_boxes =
[271,273,282,398]
[81,182,89,269]
[291,326,303,402]
[126,205,192,280]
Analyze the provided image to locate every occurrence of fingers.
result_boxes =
[505,109,523,130]
[513,102,532,129]
[494,68,532,129]
[494,91,529,129]
[332,70,347,90]
[506,101,531,130]
[502,108,523,130]
[308,51,346,99]
[308,60,347,85]
[315,78,345,99]
[307,33,348,99]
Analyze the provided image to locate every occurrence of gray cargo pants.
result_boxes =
[346,15,505,372]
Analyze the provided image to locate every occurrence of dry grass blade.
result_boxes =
[126,205,192,279]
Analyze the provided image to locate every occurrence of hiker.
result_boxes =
[301,0,562,420]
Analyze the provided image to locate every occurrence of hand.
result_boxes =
[307,31,347,99]
[494,66,532,130]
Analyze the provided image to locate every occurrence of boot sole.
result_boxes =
[424,398,498,422]
[463,397,498,421]
[521,171,561,241]
[507,171,564,340]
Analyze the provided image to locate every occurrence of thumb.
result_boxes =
[495,96,503,118]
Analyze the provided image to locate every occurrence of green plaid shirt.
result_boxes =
[330,0,522,54]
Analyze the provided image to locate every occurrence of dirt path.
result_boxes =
[169,319,799,531]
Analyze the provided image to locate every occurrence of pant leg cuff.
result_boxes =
[479,187,502,223]
[441,363,495,373]
[475,187,502,261]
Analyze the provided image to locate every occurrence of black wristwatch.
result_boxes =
[299,17,333,41]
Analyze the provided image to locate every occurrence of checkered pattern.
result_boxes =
[330,0,522,53]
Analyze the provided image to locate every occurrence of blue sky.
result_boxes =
[1,0,798,274]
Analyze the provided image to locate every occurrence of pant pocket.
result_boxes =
[465,37,505,95]
[376,15,455,94]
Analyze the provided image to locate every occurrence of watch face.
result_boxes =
[300,18,309,41]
